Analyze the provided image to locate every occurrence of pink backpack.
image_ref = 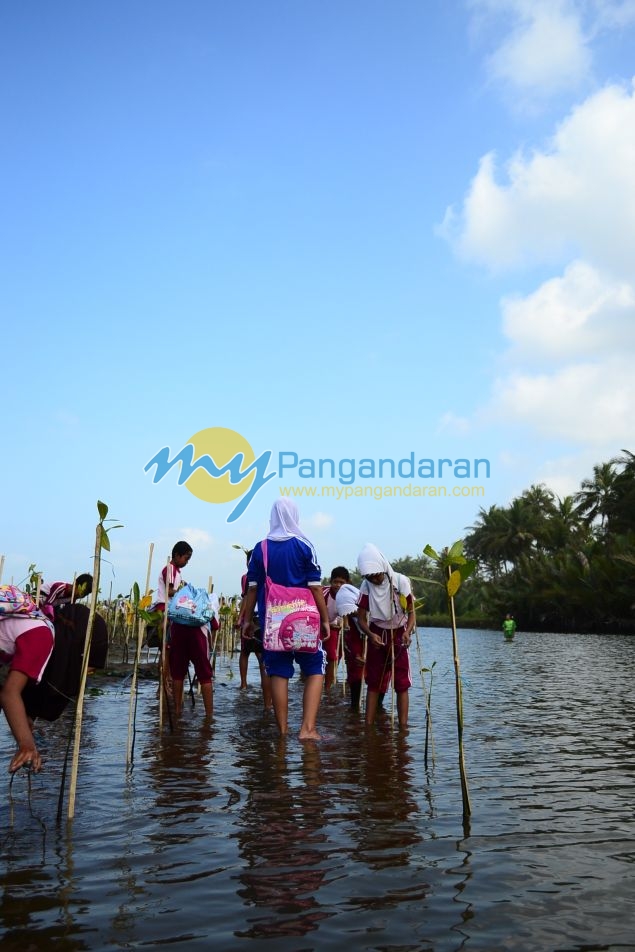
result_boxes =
[261,540,322,652]
[0,585,43,618]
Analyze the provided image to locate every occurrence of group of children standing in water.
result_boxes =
[0,497,417,772]
[235,498,417,740]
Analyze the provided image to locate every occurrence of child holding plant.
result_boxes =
[161,542,214,718]
[0,612,55,773]
[355,544,416,728]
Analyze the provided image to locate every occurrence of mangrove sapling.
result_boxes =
[423,541,476,826]
[415,630,436,769]
[66,501,123,821]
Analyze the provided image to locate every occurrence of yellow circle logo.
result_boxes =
[184,427,256,504]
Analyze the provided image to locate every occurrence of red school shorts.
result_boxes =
[168,623,214,684]
[322,625,343,663]
[364,624,412,694]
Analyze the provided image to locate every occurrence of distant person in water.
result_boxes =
[241,498,329,740]
[502,614,517,639]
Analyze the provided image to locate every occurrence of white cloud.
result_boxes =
[443,80,635,273]
[437,411,471,434]
[484,1,591,98]
[304,511,335,530]
[179,528,214,549]
[490,358,635,443]
[591,0,635,30]
[502,260,635,359]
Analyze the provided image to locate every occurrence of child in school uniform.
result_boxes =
[334,582,367,711]
[241,499,330,740]
[0,612,55,773]
[155,541,214,718]
[322,566,349,691]
[355,544,416,728]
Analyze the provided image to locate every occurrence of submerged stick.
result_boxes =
[127,542,154,768]
[67,522,102,820]
[159,556,171,730]
[340,619,346,696]
[448,567,471,820]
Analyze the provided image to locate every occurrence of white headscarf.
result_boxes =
[357,543,404,623]
[266,498,313,546]
[335,583,361,618]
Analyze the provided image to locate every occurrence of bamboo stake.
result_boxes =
[159,556,171,730]
[67,522,102,820]
[448,566,471,821]
[0,555,5,584]
[360,633,368,715]
[340,619,346,696]
[127,542,154,767]
[70,572,77,604]
[389,579,395,730]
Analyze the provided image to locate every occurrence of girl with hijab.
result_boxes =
[355,544,416,728]
[240,499,330,740]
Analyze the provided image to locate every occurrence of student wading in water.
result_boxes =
[241,499,330,740]
[355,544,416,729]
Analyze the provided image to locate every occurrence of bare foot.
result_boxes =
[298,728,321,741]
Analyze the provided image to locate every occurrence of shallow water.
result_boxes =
[2,628,635,951]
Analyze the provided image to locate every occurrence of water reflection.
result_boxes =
[233,738,332,939]
[2,633,635,951]
[349,729,421,871]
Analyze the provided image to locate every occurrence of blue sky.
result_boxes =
[2,0,635,598]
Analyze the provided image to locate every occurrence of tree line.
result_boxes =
[351,450,635,634]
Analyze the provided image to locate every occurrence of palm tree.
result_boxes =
[574,461,618,532]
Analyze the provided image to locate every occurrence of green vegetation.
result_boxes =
[384,450,635,634]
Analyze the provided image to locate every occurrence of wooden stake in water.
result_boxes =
[159,556,171,731]
[339,619,346,696]
[127,542,154,767]
[67,521,102,820]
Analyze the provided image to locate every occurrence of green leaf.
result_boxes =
[459,559,477,582]
[448,540,464,561]
[100,526,111,551]
[97,500,109,521]
[447,569,462,597]
[132,581,140,604]
[423,544,439,560]
[139,609,163,624]
[410,575,444,588]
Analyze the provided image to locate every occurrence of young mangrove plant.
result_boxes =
[66,501,123,821]
[424,540,476,827]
